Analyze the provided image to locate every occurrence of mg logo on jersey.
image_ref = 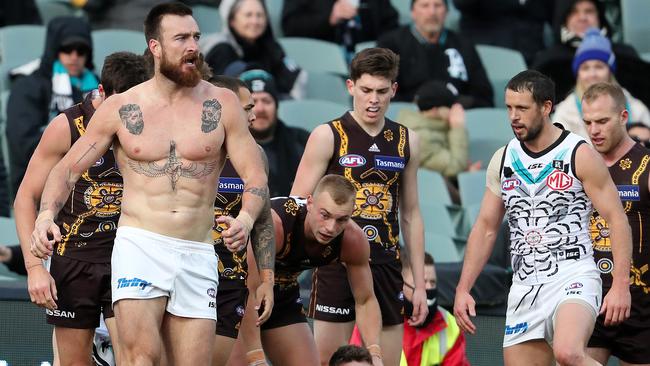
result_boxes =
[218,177,244,193]
[546,171,573,190]
[502,178,521,191]
[339,154,366,168]
[617,185,640,201]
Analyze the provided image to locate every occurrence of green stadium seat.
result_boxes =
[424,231,461,263]
[266,0,285,37]
[304,72,350,105]
[278,37,348,75]
[476,45,526,107]
[0,25,46,92]
[91,29,145,73]
[277,99,348,131]
[386,101,417,121]
[465,108,510,164]
[191,4,222,34]
[622,0,650,53]
[457,170,487,207]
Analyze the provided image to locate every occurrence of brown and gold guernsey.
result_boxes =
[213,159,247,288]
[271,197,344,289]
[590,143,650,293]
[55,96,122,263]
[325,112,409,264]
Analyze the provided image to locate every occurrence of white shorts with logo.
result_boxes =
[503,259,602,347]
[111,226,219,321]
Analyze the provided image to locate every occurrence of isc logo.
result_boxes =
[339,154,366,167]
[502,178,521,191]
[546,171,573,191]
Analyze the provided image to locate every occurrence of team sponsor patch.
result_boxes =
[368,143,380,152]
[546,171,573,190]
[505,322,528,335]
[315,304,350,315]
[552,160,564,170]
[374,155,405,171]
[46,309,76,318]
[502,178,521,191]
[339,154,367,168]
[116,277,151,290]
[218,177,244,193]
[617,185,640,201]
[207,287,217,299]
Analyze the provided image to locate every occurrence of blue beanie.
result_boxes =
[572,27,616,76]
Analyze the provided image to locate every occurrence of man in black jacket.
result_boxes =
[281,0,399,58]
[6,16,98,195]
[240,69,309,197]
[532,0,643,102]
[377,0,493,108]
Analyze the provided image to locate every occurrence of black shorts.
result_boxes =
[307,261,404,326]
[215,282,248,338]
[588,286,650,364]
[261,283,306,330]
[47,255,112,329]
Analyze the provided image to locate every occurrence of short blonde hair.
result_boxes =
[582,82,626,113]
[313,174,356,205]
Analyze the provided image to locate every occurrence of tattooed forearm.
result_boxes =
[201,99,222,133]
[251,200,275,272]
[244,186,269,200]
[119,104,144,135]
[127,140,218,190]
[39,200,64,214]
[74,142,97,166]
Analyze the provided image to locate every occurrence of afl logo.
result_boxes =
[502,178,521,191]
[546,171,573,191]
[339,154,366,167]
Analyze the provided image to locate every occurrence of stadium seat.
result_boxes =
[278,37,348,76]
[36,0,86,26]
[91,30,146,72]
[476,45,526,107]
[622,0,650,54]
[277,99,348,131]
[0,90,11,201]
[304,72,350,105]
[266,0,284,37]
[354,40,376,53]
[424,231,461,263]
[0,217,18,244]
[417,169,464,235]
[386,101,417,121]
[465,108,510,164]
[192,4,222,34]
[0,25,46,92]
[457,170,487,207]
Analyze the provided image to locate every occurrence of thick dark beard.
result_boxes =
[249,121,276,141]
[159,50,203,88]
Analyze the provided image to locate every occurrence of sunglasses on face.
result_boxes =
[59,44,89,56]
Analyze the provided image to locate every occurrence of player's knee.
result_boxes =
[553,345,586,366]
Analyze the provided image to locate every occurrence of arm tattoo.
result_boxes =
[201,99,222,133]
[243,186,269,200]
[251,201,276,272]
[127,140,218,190]
[119,104,144,135]
[74,142,97,166]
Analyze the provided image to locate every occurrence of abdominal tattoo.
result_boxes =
[127,140,218,190]
[201,99,222,133]
[119,104,144,135]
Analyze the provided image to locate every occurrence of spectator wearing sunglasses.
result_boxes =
[6,16,98,195]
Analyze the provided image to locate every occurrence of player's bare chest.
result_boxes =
[116,104,225,162]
